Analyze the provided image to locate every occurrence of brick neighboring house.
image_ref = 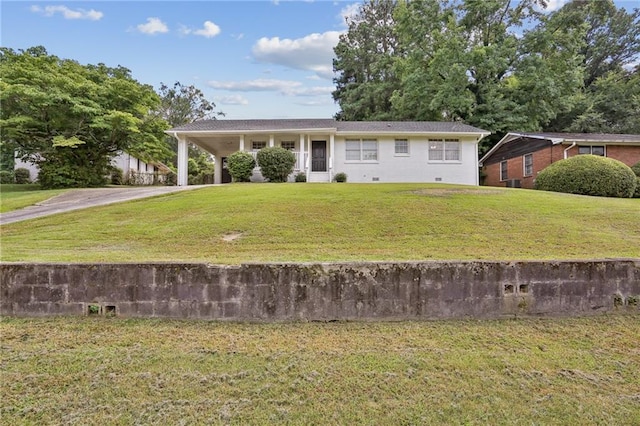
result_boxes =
[479,132,640,189]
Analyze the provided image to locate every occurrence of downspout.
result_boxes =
[563,142,576,159]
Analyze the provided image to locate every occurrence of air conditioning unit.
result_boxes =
[505,179,521,188]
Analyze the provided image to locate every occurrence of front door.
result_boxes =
[221,157,232,183]
[311,141,327,172]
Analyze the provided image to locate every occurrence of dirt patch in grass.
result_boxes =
[222,232,243,242]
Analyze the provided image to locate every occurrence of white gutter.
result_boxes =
[563,142,576,159]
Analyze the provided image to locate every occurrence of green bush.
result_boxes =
[634,177,640,198]
[256,147,296,183]
[110,167,124,185]
[227,151,256,182]
[0,170,14,184]
[333,172,347,183]
[14,168,31,184]
[295,172,307,182]
[631,161,640,177]
[165,171,177,186]
[534,155,637,198]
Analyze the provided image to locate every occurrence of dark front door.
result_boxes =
[221,157,232,183]
[311,141,327,172]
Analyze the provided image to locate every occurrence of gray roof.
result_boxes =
[168,119,489,134]
[515,132,640,143]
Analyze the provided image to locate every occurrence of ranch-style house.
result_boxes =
[167,119,490,185]
[479,132,640,189]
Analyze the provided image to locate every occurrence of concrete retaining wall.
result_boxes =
[1,260,638,320]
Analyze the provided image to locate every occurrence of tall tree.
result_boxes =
[332,0,400,121]
[0,47,170,188]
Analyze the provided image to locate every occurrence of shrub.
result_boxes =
[256,147,296,182]
[634,177,640,198]
[165,171,177,186]
[14,168,31,184]
[333,172,347,183]
[227,151,256,182]
[631,161,640,177]
[0,170,14,184]
[534,155,637,198]
[295,172,307,182]
[110,167,124,185]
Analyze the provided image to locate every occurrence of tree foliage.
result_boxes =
[0,46,171,188]
[333,0,640,153]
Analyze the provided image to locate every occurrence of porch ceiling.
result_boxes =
[187,135,239,154]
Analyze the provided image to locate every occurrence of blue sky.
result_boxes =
[1,0,638,120]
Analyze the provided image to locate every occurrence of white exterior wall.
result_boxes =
[13,157,40,182]
[333,136,478,185]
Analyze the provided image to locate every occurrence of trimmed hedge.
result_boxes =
[256,147,296,182]
[14,168,31,184]
[227,151,256,182]
[534,155,637,198]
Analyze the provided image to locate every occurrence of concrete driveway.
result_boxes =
[0,185,213,225]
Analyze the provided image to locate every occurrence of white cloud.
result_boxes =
[181,21,221,38]
[217,95,249,105]
[30,5,103,20]
[207,78,332,97]
[339,3,360,27]
[542,0,569,12]
[252,31,342,79]
[136,17,169,35]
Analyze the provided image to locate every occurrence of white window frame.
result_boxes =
[394,139,410,156]
[280,141,296,151]
[428,139,461,162]
[252,141,266,151]
[578,145,605,156]
[345,138,378,162]
[500,160,508,181]
[523,153,533,177]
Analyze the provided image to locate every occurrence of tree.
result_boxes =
[156,81,223,175]
[0,47,170,188]
[332,0,401,121]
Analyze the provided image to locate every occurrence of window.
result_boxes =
[523,153,533,177]
[281,141,295,151]
[252,141,266,151]
[500,161,508,181]
[345,139,378,161]
[429,139,460,161]
[395,139,409,155]
[578,145,605,156]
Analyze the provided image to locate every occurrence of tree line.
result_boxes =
[0,46,220,188]
[332,0,640,151]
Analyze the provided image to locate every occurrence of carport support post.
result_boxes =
[177,137,188,186]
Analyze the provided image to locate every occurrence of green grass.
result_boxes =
[0,184,67,213]
[1,183,639,262]
[1,315,638,424]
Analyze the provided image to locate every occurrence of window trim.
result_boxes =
[344,138,379,162]
[500,160,508,181]
[394,139,410,156]
[280,141,296,151]
[428,138,461,163]
[523,153,533,177]
[252,141,266,151]
[578,145,606,156]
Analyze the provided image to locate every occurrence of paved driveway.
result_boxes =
[0,185,212,225]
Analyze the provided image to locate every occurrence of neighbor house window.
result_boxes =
[500,161,508,181]
[578,145,605,156]
[252,141,266,151]
[281,141,295,151]
[345,139,378,161]
[429,139,460,161]
[395,139,409,155]
[523,153,533,177]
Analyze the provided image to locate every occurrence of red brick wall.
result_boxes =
[483,144,640,188]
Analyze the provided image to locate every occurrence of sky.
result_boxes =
[1,0,638,120]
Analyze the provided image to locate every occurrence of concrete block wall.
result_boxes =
[1,260,638,320]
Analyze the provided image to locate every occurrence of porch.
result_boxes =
[173,131,336,185]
